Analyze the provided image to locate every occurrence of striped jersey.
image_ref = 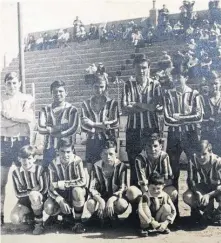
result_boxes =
[48,154,86,200]
[201,94,221,131]
[81,96,119,139]
[38,102,79,149]
[122,79,163,130]
[187,153,221,188]
[89,160,130,198]
[164,87,203,133]
[135,151,173,188]
[12,164,48,198]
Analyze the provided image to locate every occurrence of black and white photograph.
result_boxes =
[1,0,221,243]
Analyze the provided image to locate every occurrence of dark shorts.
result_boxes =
[85,136,109,164]
[42,147,57,167]
[1,137,30,167]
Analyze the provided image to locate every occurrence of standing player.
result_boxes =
[201,71,221,156]
[81,74,120,174]
[135,133,178,202]
[122,54,163,184]
[164,65,203,214]
[38,80,79,168]
[1,72,34,225]
[10,145,48,235]
[44,139,87,233]
[183,140,221,225]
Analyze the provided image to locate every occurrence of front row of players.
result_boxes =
[10,134,221,236]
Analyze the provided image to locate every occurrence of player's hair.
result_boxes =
[143,133,163,146]
[197,140,213,153]
[149,172,165,185]
[18,145,36,159]
[4,72,19,83]
[133,54,151,68]
[57,139,75,152]
[50,80,66,93]
[102,140,117,151]
[208,70,219,82]
[171,64,189,78]
[93,74,108,89]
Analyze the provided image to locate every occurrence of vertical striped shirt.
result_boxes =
[81,96,119,139]
[187,153,221,189]
[135,151,173,190]
[164,87,203,133]
[201,94,221,131]
[12,164,48,198]
[38,102,79,149]
[122,79,163,130]
[89,160,130,198]
[48,154,86,200]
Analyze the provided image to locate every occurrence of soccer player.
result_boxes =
[10,145,48,235]
[164,65,203,191]
[38,80,79,168]
[201,71,221,156]
[44,139,87,233]
[122,54,163,184]
[1,72,34,225]
[81,74,120,174]
[86,140,132,226]
[138,172,176,237]
[135,133,178,202]
[183,140,221,225]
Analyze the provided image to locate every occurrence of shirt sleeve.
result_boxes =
[88,167,100,197]
[81,101,94,133]
[165,194,177,224]
[121,81,131,108]
[161,154,174,180]
[12,170,29,198]
[113,163,129,196]
[187,156,198,189]
[135,155,149,192]
[48,165,63,201]
[38,107,49,134]
[105,100,120,130]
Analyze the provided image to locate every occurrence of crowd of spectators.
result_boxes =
[24,1,221,52]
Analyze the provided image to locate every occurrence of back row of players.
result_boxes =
[1,54,221,235]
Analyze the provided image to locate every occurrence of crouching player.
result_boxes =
[44,139,87,233]
[135,133,178,203]
[86,140,132,226]
[11,145,48,235]
[183,140,221,225]
[138,172,176,237]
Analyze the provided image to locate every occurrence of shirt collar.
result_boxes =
[55,154,76,166]
[20,164,37,173]
[96,159,121,169]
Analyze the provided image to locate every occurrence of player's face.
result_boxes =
[173,74,187,88]
[196,142,211,164]
[134,61,149,83]
[148,184,164,197]
[20,156,35,171]
[5,77,21,95]
[101,148,117,165]
[146,140,162,159]
[52,86,67,103]
[93,80,106,96]
[59,146,73,164]
[211,79,220,93]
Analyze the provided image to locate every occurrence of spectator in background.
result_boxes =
[36,34,44,51]
[25,34,36,52]
[88,24,98,40]
[107,24,117,41]
[77,25,87,42]
[132,28,143,46]
[73,16,82,41]
[200,52,212,78]
[85,64,97,84]
[146,26,155,45]
[43,32,50,50]
[173,21,184,39]
[49,31,59,49]
[158,4,170,26]
[57,29,70,48]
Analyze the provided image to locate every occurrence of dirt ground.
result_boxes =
[1,168,221,243]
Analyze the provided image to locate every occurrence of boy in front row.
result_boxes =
[183,140,221,225]
[138,172,176,237]
[86,141,136,226]
[44,140,87,233]
[11,145,48,235]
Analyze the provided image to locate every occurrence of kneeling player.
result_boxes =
[183,140,221,225]
[44,140,87,233]
[138,172,176,237]
[86,140,132,226]
[11,145,48,235]
[135,133,178,202]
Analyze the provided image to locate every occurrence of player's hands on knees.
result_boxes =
[106,199,115,218]
[158,220,169,232]
[97,198,106,219]
[200,193,210,206]
[59,199,71,214]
